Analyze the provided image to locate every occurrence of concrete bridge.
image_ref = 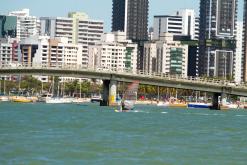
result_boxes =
[1,64,247,109]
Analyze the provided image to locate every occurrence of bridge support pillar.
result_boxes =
[211,93,228,110]
[211,93,221,110]
[100,80,117,106]
[109,80,117,106]
[100,80,110,106]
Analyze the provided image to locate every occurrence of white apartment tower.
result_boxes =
[9,9,39,41]
[40,12,103,67]
[144,33,188,76]
[0,38,19,66]
[88,32,137,73]
[234,22,243,83]
[153,9,199,40]
[19,36,83,67]
[19,36,83,82]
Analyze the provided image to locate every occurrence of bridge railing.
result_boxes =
[0,62,247,89]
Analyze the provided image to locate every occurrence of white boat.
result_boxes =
[224,103,238,109]
[38,93,52,102]
[45,97,74,104]
[91,95,102,102]
[72,98,90,104]
[188,102,212,109]
[0,96,9,102]
[46,97,65,104]
[157,102,169,107]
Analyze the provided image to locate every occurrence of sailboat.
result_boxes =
[72,81,90,104]
[115,81,139,112]
[0,78,9,102]
[46,78,65,104]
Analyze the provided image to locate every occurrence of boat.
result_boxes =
[12,96,32,103]
[45,96,73,104]
[188,102,212,109]
[220,103,239,110]
[38,93,53,102]
[169,103,187,108]
[0,80,9,102]
[0,95,9,102]
[157,101,169,107]
[116,81,139,112]
[167,97,187,108]
[46,97,66,104]
[72,98,90,104]
[91,95,102,103]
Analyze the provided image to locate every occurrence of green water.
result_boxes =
[0,102,247,165]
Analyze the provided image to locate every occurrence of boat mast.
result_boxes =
[0,78,1,94]
[57,81,60,97]
[52,76,54,97]
[80,80,82,98]
[3,77,5,95]
[41,81,43,94]
[18,75,21,96]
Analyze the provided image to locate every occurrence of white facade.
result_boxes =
[153,9,199,40]
[88,32,137,73]
[143,42,157,73]
[19,36,83,82]
[40,12,104,67]
[0,38,19,65]
[9,9,39,41]
[234,22,243,83]
[0,38,19,80]
[144,33,188,76]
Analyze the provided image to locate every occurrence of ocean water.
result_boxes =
[0,102,247,165]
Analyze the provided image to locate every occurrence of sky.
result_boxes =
[1,0,244,32]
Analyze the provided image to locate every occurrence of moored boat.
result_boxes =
[188,102,212,109]
[169,103,187,108]
[45,97,74,104]
[0,96,9,102]
[157,101,169,107]
[12,96,32,103]
[90,95,102,103]
[72,98,90,104]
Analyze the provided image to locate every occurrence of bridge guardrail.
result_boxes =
[1,62,247,89]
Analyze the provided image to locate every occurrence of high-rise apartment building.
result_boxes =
[19,36,83,67]
[153,9,199,40]
[88,32,138,73]
[143,33,188,76]
[0,15,17,38]
[0,38,19,66]
[234,22,243,83]
[199,0,237,78]
[112,0,149,70]
[243,0,247,82]
[0,38,19,80]
[9,9,39,40]
[40,12,104,67]
[112,0,149,41]
[19,36,84,82]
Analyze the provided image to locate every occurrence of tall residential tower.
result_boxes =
[112,0,149,41]
[112,0,149,70]
[199,0,237,78]
[243,0,247,81]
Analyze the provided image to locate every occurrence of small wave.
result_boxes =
[235,115,247,117]
[161,112,168,114]
[186,113,226,116]
[131,110,150,114]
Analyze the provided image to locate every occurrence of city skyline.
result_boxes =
[1,0,244,31]
[1,0,201,32]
